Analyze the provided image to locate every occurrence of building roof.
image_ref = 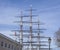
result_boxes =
[0,33,20,45]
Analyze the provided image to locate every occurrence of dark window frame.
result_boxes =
[8,44,10,48]
[5,43,7,47]
[1,42,3,47]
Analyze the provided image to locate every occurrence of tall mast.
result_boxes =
[29,5,33,50]
[20,11,23,50]
[37,18,40,50]
[20,11,23,44]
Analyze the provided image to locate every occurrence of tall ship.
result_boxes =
[11,5,51,50]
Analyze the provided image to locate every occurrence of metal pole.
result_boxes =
[49,41,50,50]
[48,37,51,50]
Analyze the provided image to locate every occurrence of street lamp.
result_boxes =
[48,37,51,50]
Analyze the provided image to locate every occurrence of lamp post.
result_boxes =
[48,37,51,50]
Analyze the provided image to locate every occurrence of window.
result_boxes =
[8,44,10,48]
[5,43,7,47]
[1,42,3,47]
[11,45,13,50]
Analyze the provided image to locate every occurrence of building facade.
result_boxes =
[0,33,22,50]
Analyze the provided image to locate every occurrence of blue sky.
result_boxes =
[0,0,60,48]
